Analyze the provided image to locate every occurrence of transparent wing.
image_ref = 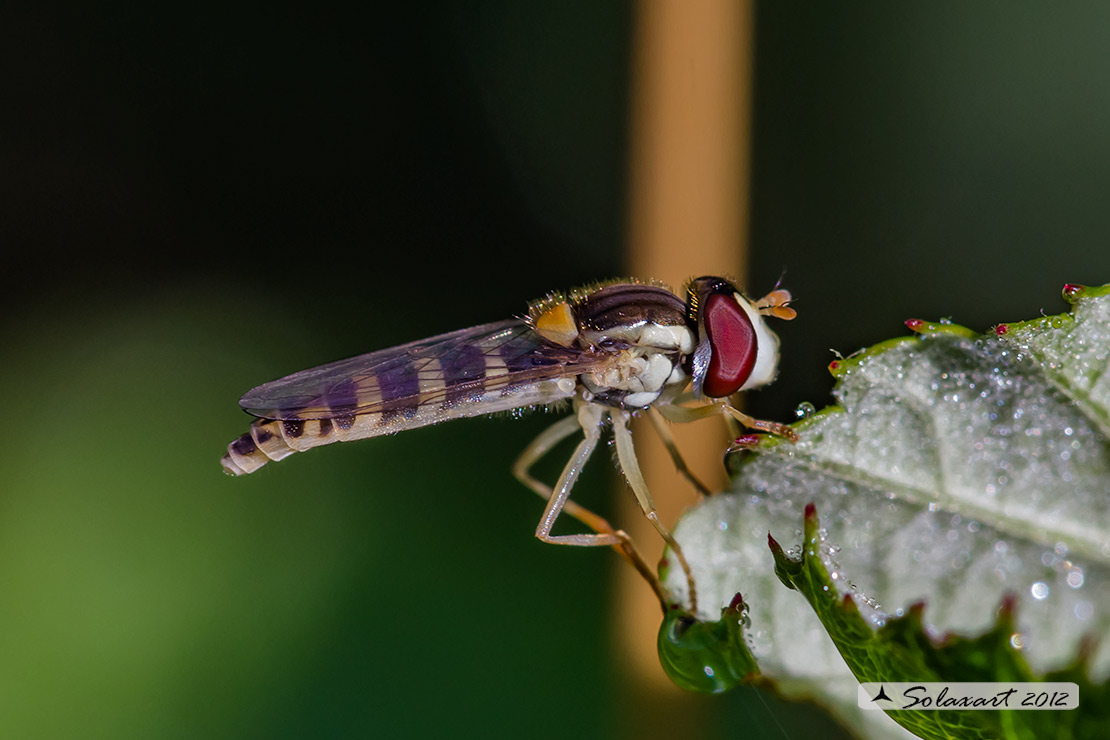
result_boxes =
[239,319,612,421]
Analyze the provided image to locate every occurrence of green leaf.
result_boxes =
[662,283,1110,739]
[768,503,1110,740]
[656,594,760,694]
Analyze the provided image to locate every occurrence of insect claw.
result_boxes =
[762,422,799,442]
[723,405,800,442]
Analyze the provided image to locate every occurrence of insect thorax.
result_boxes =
[577,332,691,409]
[569,283,695,410]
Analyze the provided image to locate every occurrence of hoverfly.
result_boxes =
[222,276,797,611]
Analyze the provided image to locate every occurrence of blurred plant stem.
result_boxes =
[616,0,753,735]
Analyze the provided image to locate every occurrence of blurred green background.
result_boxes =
[3,3,1110,739]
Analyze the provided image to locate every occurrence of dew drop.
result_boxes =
[1030,582,1050,600]
[794,401,817,419]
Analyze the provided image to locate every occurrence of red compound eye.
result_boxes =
[702,292,757,397]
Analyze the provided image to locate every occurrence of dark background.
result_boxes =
[3,3,1109,738]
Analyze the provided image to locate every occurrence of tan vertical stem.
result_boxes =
[617,0,754,726]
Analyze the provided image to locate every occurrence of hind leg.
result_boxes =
[512,406,668,610]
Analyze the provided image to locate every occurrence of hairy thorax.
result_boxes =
[578,323,693,409]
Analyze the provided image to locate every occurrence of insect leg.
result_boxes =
[656,399,799,443]
[532,403,616,546]
[515,414,642,539]
[512,414,581,499]
[646,407,713,497]
[611,411,698,613]
[522,405,668,609]
[653,399,725,424]
[722,404,799,442]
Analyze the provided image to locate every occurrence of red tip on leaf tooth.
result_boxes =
[731,433,761,450]
[767,532,780,550]
[842,593,855,608]
[828,360,840,371]
[1063,283,1084,297]
[728,593,745,611]
[999,591,1019,616]
[905,318,924,331]
[995,324,1009,335]
[804,502,817,518]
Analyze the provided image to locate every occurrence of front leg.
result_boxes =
[722,404,799,442]
[655,396,799,442]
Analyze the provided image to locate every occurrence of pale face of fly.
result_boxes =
[222,275,797,612]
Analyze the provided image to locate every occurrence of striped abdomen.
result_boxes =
[221,320,589,476]
[220,377,577,475]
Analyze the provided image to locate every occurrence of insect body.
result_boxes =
[222,276,796,610]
